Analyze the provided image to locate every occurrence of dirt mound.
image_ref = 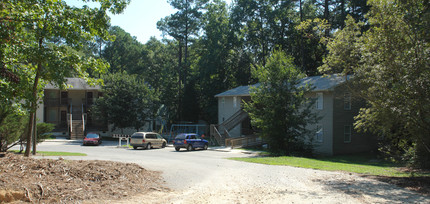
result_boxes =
[0,153,164,203]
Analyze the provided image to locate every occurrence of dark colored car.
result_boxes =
[83,132,102,146]
[173,133,208,151]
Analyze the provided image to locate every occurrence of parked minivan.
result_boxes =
[130,132,167,150]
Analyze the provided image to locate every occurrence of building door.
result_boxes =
[87,92,93,105]
[61,110,67,126]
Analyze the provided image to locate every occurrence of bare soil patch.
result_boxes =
[0,153,165,203]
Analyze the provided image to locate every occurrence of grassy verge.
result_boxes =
[121,144,132,148]
[229,154,430,177]
[9,150,86,156]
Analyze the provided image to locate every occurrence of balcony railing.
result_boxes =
[44,98,73,106]
[44,98,60,106]
[44,98,97,107]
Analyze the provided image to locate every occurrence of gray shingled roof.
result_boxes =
[215,74,351,97]
[214,85,256,97]
[45,78,101,90]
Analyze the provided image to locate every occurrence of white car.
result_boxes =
[130,132,167,150]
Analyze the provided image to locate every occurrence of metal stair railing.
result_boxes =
[219,109,248,132]
[210,124,224,146]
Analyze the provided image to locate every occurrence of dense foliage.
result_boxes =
[36,123,55,144]
[92,72,160,132]
[0,0,129,155]
[0,110,27,152]
[243,51,318,156]
[0,110,53,152]
[4,0,428,168]
[321,0,430,168]
[99,0,367,124]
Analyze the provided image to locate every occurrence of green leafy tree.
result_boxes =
[0,109,54,152]
[157,0,208,121]
[0,108,28,152]
[102,26,145,74]
[230,0,277,66]
[244,50,318,155]
[194,0,236,123]
[321,0,430,168]
[35,122,55,143]
[92,72,160,132]
[0,0,129,156]
[318,15,362,75]
[230,0,325,76]
[157,0,208,84]
[143,38,180,122]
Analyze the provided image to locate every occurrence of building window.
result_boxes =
[233,97,237,108]
[344,125,352,143]
[344,92,351,110]
[47,109,57,122]
[316,93,323,110]
[315,125,323,143]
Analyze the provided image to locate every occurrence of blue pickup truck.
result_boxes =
[173,133,208,151]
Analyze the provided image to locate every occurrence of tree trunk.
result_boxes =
[24,112,34,157]
[184,0,189,85]
[25,37,43,157]
[32,112,37,155]
[299,0,305,71]
[324,0,330,37]
[178,42,183,121]
[340,0,345,28]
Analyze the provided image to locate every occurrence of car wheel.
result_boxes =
[175,147,180,151]
[146,143,151,150]
[187,144,193,151]
[162,142,166,148]
[203,144,208,150]
[133,146,137,150]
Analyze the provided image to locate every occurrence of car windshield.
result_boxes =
[86,133,99,138]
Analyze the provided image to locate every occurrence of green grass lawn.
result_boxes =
[229,154,430,177]
[9,150,86,156]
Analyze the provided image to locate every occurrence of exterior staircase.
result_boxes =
[210,109,249,146]
[70,120,84,139]
[219,109,248,131]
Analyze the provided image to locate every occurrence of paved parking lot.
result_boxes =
[15,139,430,203]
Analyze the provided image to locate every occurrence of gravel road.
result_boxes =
[25,140,430,203]
[118,159,429,204]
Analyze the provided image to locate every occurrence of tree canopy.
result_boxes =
[321,0,430,168]
[7,0,429,169]
[244,50,318,155]
[92,72,159,132]
[0,0,130,156]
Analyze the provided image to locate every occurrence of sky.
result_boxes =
[65,0,177,44]
[66,0,232,44]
